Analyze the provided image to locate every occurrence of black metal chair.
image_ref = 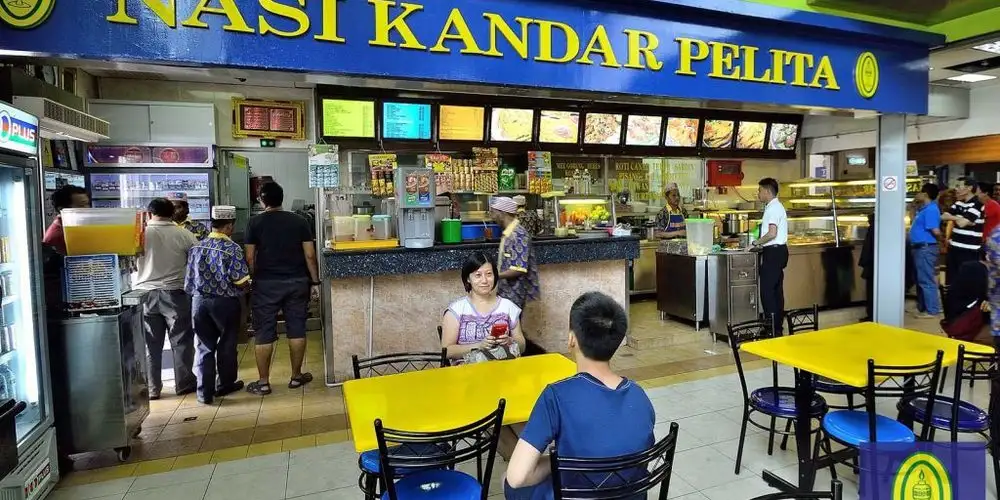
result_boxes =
[376,400,506,500]
[353,349,450,499]
[728,316,830,475]
[550,422,680,500]
[818,351,944,485]
[746,480,843,500]
[897,344,999,489]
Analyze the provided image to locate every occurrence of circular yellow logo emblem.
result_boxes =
[0,0,55,29]
[855,51,880,99]
[891,452,952,500]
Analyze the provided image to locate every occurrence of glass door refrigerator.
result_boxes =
[85,145,216,226]
[0,103,60,500]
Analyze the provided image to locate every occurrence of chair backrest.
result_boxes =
[747,480,843,499]
[550,422,680,500]
[376,399,506,500]
[949,344,999,439]
[785,304,819,334]
[864,350,944,442]
[727,315,778,402]
[352,349,449,379]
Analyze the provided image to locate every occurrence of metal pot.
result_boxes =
[353,204,375,215]
[644,226,656,240]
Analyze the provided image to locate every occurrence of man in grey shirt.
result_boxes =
[136,198,198,399]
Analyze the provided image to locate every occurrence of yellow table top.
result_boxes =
[342,353,577,452]
[740,322,995,388]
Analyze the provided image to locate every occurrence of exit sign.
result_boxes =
[260,139,277,148]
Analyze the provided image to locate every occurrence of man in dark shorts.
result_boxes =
[245,182,320,395]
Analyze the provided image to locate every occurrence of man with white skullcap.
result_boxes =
[136,198,199,400]
[185,205,250,404]
[512,195,542,238]
[490,197,539,311]
[168,192,209,240]
[654,182,688,239]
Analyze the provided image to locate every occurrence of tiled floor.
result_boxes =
[50,363,999,500]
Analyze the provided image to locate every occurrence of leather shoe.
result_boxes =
[215,381,245,398]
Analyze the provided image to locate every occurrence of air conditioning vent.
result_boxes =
[11,96,110,143]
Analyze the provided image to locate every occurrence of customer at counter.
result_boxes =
[441,252,526,363]
[942,177,984,287]
[42,185,89,255]
[910,184,943,319]
[978,182,1000,247]
[491,197,540,311]
[654,183,687,239]
[751,178,789,334]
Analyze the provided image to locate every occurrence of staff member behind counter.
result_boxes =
[654,183,687,239]
[750,177,789,334]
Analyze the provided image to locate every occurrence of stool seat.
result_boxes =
[750,387,827,419]
[899,396,990,433]
[360,443,451,474]
[382,469,481,499]
[823,410,916,447]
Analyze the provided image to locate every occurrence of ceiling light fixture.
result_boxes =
[946,74,997,83]
[973,41,1000,55]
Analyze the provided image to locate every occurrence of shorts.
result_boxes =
[251,278,310,344]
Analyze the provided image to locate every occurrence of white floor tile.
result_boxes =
[211,452,289,478]
[674,412,750,446]
[289,442,357,465]
[50,478,135,500]
[285,457,362,498]
[710,433,801,475]
[672,446,745,490]
[662,475,697,498]
[671,493,709,500]
[655,422,706,453]
[205,465,287,500]
[286,486,356,500]
[123,479,209,500]
[129,464,215,492]
[699,475,778,500]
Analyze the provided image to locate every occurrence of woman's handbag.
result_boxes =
[462,341,521,364]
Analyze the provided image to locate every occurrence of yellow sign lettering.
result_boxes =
[314,0,346,43]
[740,46,772,83]
[623,29,662,71]
[708,41,740,80]
[107,0,176,27]
[535,20,579,64]
[768,49,788,84]
[811,55,840,90]
[181,0,254,33]
[430,8,487,55]
[482,13,531,59]
[259,0,310,38]
[369,0,427,50]
[785,52,814,87]
[675,37,708,76]
[577,25,620,68]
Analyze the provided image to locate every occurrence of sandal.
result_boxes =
[288,373,314,389]
[246,380,272,396]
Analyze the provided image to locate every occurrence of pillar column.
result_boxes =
[873,113,907,326]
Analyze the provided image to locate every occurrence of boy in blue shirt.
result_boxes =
[504,292,655,499]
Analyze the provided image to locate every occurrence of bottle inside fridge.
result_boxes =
[89,172,212,223]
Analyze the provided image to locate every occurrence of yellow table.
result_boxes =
[740,322,995,388]
[739,322,995,494]
[342,353,577,453]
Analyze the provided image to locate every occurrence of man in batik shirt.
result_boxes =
[169,192,209,240]
[185,205,250,405]
[490,197,539,311]
[513,195,543,237]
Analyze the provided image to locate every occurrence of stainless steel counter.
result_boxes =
[784,242,864,310]
[655,251,708,329]
[630,240,659,295]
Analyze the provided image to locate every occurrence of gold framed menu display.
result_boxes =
[439,105,485,141]
[322,99,376,138]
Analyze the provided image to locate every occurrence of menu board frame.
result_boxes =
[320,98,378,140]
[733,120,769,151]
[381,100,435,142]
[314,86,803,159]
[538,109,582,144]
[232,98,306,140]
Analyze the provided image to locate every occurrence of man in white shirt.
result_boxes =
[136,198,199,399]
[752,178,789,334]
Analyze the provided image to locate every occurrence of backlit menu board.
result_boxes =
[736,122,767,149]
[439,105,485,141]
[703,120,735,148]
[382,102,432,140]
[664,118,699,147]
[769,123,799,150]
[538,110,579,144]
[583,113,622,145]
[322,99,375,138]
[490,108,533,142]
[625,115,662,146]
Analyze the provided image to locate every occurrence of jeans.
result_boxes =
[912,244,941,315]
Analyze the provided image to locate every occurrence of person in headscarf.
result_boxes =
[490,196,540,311]
[654,182,687,239]
[168,192,209,240]
[513,195,543,237]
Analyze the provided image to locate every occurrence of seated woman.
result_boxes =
[441,252,527,363]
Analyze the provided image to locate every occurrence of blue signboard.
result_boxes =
[0,0,938,114]
[383,102,432,140]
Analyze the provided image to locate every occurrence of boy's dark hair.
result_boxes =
[921,183,939,200]
[147,198,175,218]
[260,182,284,208]
[211,219,234,230]
[569,292,628,362]
[460,252,498,293]
[52,185,87,211]
[758,177,779,196]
